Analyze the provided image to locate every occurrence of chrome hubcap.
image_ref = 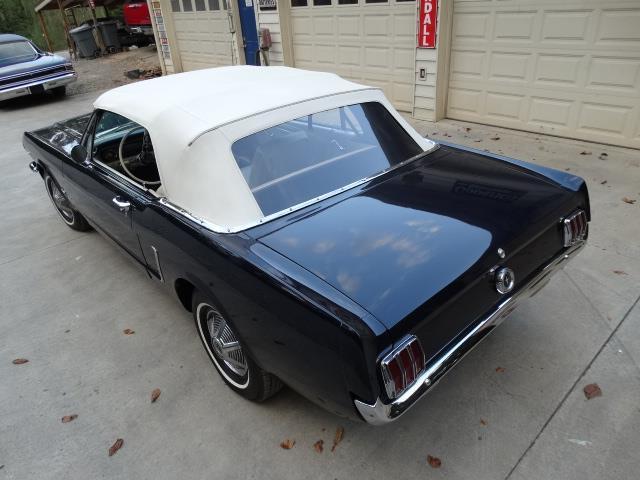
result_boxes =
[205,307,248,377]
[48,180,74,223]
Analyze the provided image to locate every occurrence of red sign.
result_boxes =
[418,0,437,48]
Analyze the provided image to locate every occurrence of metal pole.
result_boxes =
[37,11,53,52]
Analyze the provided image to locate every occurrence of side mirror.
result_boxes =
[71,144,88,163]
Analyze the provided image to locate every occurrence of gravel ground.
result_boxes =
[58,45,161,96]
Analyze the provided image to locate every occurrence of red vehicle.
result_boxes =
[123,0,154,38]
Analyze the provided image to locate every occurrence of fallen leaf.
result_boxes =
[12,358,29,365]
[565,168,571,171]
[613,270,628,275]
[579,151,592,155]
[427,455,442,468]
[622,197,636,204]
[108,438,124,457]
[583,383,602,400]
[490,136,500,141]
[123,329,135,335]
[331,426,345,452]
[61,414,78,423]
[600,180,608,185]
[495,366,505,373]
[313,439,324,453]
[151,388,161,403]
[465,127,471,132]
[480,419,487,426]
[280,439,295,450]
[474,139,483,142]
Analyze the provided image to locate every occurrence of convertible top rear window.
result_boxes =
[231,102,422,217]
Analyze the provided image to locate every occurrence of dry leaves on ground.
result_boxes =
[579,151,592,155]
[151,388,161,403]
[583,383,602,400]
[495,366,505,373]
[123,329,135,335]
[490,136,500,141]
[313,439,324,453]
[61,414,78,423]
[613,270,628,276]
[600,180,608,185]
[465,127,471,132]
[280,439,295,450]
[108,438,124,457]
[599,152,608,160]
[622,197,636,204]
[480,419,487,426]
[12,358,28,365]
[331,426,345,452]
[427,455,442,468]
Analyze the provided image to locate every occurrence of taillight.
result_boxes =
[380,335,426,400]
[563,210,588,247]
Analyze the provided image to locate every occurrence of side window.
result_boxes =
[91,111,162,188]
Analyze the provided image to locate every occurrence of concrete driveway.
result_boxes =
[1,91,639,480]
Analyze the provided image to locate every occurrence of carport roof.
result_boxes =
[35,0,122,13]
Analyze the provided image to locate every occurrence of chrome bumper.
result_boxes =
[0,72,77,101]
[355,242,586,425]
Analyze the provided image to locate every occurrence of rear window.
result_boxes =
[231,102,423,216]
[0,41,37,68]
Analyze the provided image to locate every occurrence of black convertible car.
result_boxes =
[23,67,589,424]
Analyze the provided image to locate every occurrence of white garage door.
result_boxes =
[290,0,416,112]
[447,0,640,149]
[168,0,236,71]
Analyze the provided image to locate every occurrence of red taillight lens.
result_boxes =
[381,336,426,400]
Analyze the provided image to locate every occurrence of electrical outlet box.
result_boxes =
[419,68,426,80]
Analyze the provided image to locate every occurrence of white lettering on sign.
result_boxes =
[418,0,437,48]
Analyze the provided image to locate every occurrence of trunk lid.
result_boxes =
[258,146,580,332]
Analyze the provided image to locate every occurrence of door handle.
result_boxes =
[112,196,131,213]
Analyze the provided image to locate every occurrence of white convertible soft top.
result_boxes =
[94,66,373,146]
[93,67,435,232]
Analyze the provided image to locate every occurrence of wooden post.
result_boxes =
[56,0,75,59]
[37,11,53,52]
[87,0,106,54]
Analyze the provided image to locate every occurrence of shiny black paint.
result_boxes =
[23,115,590,420]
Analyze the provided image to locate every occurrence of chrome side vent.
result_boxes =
[563,210,588,247]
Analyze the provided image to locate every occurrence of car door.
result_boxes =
[62,110,148,268]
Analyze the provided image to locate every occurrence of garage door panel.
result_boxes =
[449,0,640,148]
[291,3,415,112]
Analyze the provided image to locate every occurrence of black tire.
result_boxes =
[44,174,92,231]
[192,291,282,402]
[51,86,66,97]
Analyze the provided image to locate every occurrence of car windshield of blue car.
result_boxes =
[0,41,38,67]
[231,102,423,217]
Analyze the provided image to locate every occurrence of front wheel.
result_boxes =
[44,174,91,231]
[192,292,282,401]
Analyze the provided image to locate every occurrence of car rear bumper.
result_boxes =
[0,72,77,101]
[128,25,154,36]
[354,241,586,425]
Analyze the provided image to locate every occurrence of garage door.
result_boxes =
[168,0,236,71]
[447,0,640,149]
[290,0,416,112]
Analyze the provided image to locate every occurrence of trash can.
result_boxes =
[69,24,98,58]
[97,20,121,52]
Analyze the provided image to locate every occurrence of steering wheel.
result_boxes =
[118,126,161,186]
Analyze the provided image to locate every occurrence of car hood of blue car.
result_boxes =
[0,53,69,79]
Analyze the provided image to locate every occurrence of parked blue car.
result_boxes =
[0,33,76,102]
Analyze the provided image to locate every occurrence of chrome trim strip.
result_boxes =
[354,241,587,425]
[1,64,73,82]
[150,245,164,283]
[159,144,440,234]
[0,72,77,100]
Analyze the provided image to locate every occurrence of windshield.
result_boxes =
[231,102,423,217]
[0,41,38,67]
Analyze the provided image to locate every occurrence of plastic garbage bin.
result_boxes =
[69,24,98,58]
[97,20,121,52]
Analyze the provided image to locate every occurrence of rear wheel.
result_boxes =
[44,174,91,231]
[192,292,282,401]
